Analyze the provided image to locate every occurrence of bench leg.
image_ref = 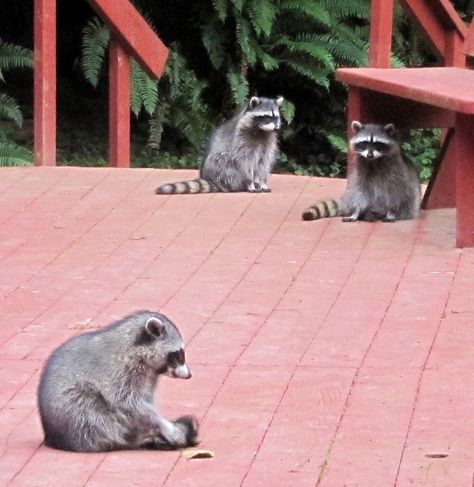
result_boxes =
[422,128,456,209]
[455,113,474,247]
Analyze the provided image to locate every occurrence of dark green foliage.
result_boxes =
[0,40,33,166]
[5,0,471,175]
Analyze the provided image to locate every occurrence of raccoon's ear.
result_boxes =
[276,96,284,106]
[351,121,363,133]
[145,317,166,339]
[384,123,395,136]
[249,96,260,109]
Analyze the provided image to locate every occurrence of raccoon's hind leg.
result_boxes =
[141,415,199,450]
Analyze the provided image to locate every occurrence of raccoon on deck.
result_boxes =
[37,310,199,452]
[302,121,421,222]
[156,96,283,194]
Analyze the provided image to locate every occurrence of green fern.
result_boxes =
[280,99,296,125]
[81,17,110,87]
[130,59,158,116]
[0,141,31,166]
[0,93,23,126]
[248,0,277,37]
[226,71,250,105]
[0,40,33,82]
[279,0,332,26]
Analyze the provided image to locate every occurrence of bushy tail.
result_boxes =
[156,178,223,195]
[302,199,341,221]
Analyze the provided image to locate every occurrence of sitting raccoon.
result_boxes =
[302,121,421,222]
[37,310,199,452]
[156,96,283,194]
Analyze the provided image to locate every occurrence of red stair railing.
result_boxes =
[34,0,168,167]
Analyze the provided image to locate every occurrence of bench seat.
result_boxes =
[337,67,474,114]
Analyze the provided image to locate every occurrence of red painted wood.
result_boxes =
[368,0,394,68]
[455,113,474,247]
[109,39,130,168]
[337,68,474,114]
[445,29,466,67]
[87,0,168,78]
[34,0,56,166]
[2,168,473,484]
[463,20,474,57]
[399,0,466,63]
[422,128,456,209]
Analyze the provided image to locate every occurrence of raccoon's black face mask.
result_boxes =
[247,96,284,132]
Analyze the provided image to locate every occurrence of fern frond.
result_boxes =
[275,38,335,70]
[81,17,110,87]
[248,0,277,37]
[279,0,331,27]
[148,101,170,150]
[202,22,227,69]
[130,59,159,117]
[326,133,348,153]
[0,141,32,166]
[235,15,257,65]
[230,0,245,13]
[283,60,330,88]
[226,71,249,105]
[212,0,230,22]
[317,33,367,66]
[280,99,295,125]
[255,46,279,70]
[0,93,23,126]
[0,40,33,82]
[319,0,370,19]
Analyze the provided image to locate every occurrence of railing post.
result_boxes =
[109,38,130,168]
[34,0,56,166]
[368,0,394,68]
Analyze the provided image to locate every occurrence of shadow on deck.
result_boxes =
[0,167,472,486]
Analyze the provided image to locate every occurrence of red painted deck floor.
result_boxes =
[1,167,473,487]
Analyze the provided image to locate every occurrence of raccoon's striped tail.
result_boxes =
[302,199,341,221]
[156,178,223,195]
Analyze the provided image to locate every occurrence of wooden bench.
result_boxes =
[336,0,474,247]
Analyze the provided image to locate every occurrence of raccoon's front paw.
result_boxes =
[383,212,396,223]
[172,415,200,447]
[342,215,359,222]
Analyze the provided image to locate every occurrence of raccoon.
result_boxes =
[155,96,283,194]
[37,310,199,452]
[302,121,421,222]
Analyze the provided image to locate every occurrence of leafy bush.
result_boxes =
[0,40,33,166]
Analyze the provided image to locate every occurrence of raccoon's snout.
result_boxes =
[169,363,192,380]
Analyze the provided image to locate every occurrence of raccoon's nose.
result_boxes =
[173,364,192,379]
[367,151,374,159]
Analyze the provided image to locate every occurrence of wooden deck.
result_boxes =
[1,167,473,486]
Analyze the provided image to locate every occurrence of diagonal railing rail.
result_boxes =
[367,0,467,69]
[34,0,168,167]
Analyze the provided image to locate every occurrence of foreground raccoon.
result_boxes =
[156,96,283,194]
[302,121,421,222]
[37,310,199,452]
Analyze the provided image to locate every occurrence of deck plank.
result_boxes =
[0,167,472,486]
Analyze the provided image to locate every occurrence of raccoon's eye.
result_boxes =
[167,348,185,366]
[374,142,389,152]
[355,141,369,151]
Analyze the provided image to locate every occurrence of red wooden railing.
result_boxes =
[34,0,168,167]
[368,0,467,68]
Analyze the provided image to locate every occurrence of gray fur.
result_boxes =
[302,122,421,222]
[156,96,283,194]
[37,310,199,452]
